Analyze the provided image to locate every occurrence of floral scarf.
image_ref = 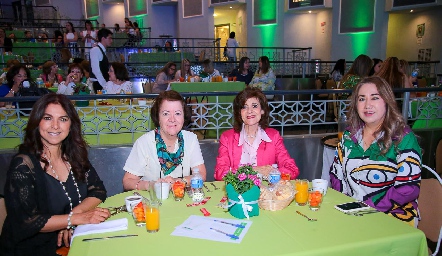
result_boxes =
[155,128,184,176]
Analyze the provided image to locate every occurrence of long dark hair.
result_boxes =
[6,65,31,89]
[238,57,250,74]
[258,56,271,74]
[157,62,176,77]
[19,94,91,181]
[233,87,269,132]
[331,59,346,76]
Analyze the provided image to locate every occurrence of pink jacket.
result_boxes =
[214,128,299,181]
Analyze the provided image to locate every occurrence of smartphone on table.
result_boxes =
[334,201,371,213]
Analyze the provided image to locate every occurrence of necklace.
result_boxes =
[246,134,255,138]
[44,154,82,211]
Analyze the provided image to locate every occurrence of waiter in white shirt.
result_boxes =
[90,28,113,93]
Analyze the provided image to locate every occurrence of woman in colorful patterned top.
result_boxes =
[329,76,421,225]
[249,56,276,96]
[122,90,207,190]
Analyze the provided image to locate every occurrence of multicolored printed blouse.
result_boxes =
[330,128,422,223]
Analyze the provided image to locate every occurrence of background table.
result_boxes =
[69,182,427,256]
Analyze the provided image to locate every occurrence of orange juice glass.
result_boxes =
[233,76,237,81]
[144,201,160,233]
[295,179,309,206]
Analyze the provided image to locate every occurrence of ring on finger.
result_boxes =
[59,230,64,234]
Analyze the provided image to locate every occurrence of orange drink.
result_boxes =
[308,189,323,211]
[228,76,233,81]
[281,173,290,181]
[233,76,237,81]
[295,179,309,206]
[179,77,185,82]
[145,202,160,233]
[172,180,185,201]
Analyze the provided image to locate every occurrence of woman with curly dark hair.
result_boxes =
[329,76,422,225]
[0,94,109,255]
[214,87,299,181]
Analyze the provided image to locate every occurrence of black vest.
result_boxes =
[90,44,109,81]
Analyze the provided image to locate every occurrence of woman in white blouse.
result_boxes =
[57,63,85,95]
[103,62,133,94]
[81,20,98,59]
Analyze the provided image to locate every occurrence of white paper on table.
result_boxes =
[71,218,128,244]
[171,215,252,243]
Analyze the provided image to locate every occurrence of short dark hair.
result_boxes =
[19,94,91,182]
[85,20,94,30]
[6,65,31,88]
[229,31,236,38]
[233,87,269,132]
[110,62,129,81]
[150,90,192,128]
[97,28,113,42]
[68,63,84,76]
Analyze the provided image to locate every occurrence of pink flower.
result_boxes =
[238,173,247,181]
[254,179,261,186]
[248,174,257,180]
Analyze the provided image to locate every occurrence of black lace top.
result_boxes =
[0,152,107,256]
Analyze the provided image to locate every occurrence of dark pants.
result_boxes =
[93,81,103,93]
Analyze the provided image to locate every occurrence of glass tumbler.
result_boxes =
[295,179,309,206]
[144,200,160,233]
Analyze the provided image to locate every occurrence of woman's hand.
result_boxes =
[72,207,110,226]
[57,228,73,247]
[158,176,175,185]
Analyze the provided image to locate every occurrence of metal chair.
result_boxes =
[418,165,442,256]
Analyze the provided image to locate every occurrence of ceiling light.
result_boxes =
[410,9,414,12]
[230,6,232,9]
[308,10,312,13]
[213,13,217,17]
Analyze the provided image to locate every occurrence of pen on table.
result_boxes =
[214,219,245,228]
[82,234,138,242]
[210,228,239,240]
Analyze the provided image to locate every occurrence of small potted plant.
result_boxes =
[73,83,90,107]
[223,165,261,219]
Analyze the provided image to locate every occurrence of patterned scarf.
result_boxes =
[155,128,184,176]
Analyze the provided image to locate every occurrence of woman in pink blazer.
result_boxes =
[214,87,299,180]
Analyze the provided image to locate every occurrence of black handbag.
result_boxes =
[15,80,54,111]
